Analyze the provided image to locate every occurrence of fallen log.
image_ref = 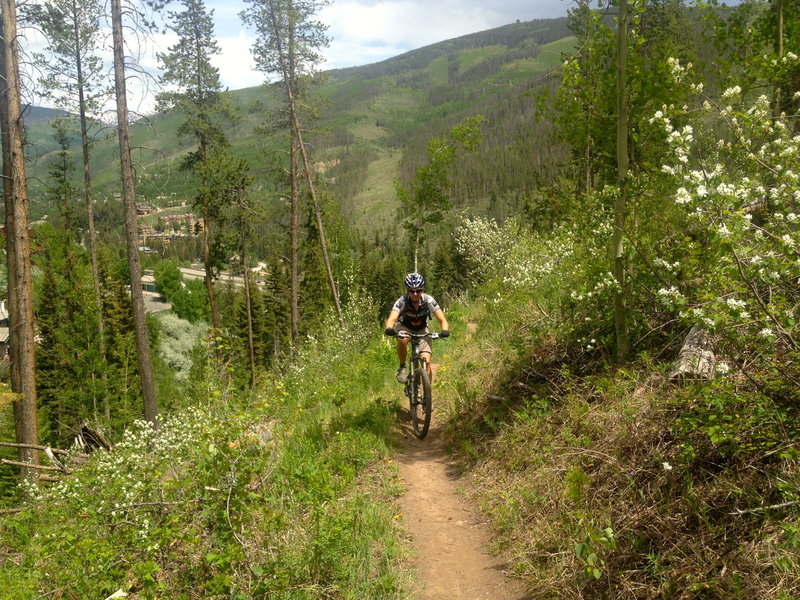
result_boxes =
[78,425,112,452]
[0,442,74,457]
[669,326,716,381]
[44,448,70,474]
[1,458,63,472]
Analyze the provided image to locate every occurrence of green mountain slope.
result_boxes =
[22,18,574,234]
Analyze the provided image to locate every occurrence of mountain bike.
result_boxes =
[396,331,441,440]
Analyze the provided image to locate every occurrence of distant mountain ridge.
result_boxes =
[21,16,574,233]
[22,105,70,125]
[327,18,573,82]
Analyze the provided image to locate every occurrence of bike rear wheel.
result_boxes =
[409,366,432,439]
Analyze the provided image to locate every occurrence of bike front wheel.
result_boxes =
[409,367,432,439]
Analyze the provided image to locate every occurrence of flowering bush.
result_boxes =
[155,312,208,381]
[649,57,800,364]
[453,207,621,353]
[454,217,579,292]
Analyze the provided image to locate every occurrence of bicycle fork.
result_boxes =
[405,356,427,404]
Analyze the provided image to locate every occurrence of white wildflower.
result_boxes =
[726,297,747,309]
[676,187,692,204]
[722,85,741,99]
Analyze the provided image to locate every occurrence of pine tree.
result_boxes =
[45,119,79,234]
[234,279,267,368]
[241,0,343,327]
[397,116,484,270]
[99,251,143,431]
[299,206,330,335]
[35,228,106,445]
[264,254,290,363]
[157,0,235,332]
[32,0,111,418]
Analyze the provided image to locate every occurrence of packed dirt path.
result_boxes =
[395,420,530,600]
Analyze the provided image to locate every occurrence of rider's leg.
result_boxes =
[397,336,410,364]
[421,351,433,381]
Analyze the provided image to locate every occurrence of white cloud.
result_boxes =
[319,0,569,69]
[214,32,261,90]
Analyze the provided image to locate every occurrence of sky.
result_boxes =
[20,0,569,117]
[205,0,571,90]
[130,0,572,112]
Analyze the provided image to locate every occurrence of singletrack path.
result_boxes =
[395,419,529,600]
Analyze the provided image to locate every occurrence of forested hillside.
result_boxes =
[22,18,573,234]
[2,0,800,598]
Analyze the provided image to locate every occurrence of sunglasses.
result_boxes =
[408,289,423,294]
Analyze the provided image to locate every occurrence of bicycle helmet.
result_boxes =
[404,272,425,289]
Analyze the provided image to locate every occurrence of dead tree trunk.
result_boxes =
[290,133,300,344]
[110,0,158,424]
[1,0,40,484]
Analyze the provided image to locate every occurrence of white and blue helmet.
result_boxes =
[404,272,425,289]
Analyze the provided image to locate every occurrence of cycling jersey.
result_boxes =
[391,293,441,332]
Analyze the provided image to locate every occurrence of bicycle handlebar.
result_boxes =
[386,330,445,340]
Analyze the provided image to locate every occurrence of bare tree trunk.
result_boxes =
[0,0,40,482]
[110,0,158,424]
[613,0,630,364]
[669,327,716,381]
[290,132,299,344]
[243,265,256,388]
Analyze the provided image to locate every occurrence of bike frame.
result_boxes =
[399,331,439,389]
[397,331,440,439]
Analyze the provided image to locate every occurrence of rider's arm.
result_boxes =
[433,308,449,331]
[385,309,400,330]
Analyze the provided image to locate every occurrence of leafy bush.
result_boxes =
[154,312,208,381]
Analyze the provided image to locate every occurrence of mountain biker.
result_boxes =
[384,272,449,384]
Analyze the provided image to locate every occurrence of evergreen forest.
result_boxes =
[1,0,800,598]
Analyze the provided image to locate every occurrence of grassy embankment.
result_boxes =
[0,306,417,599]
[433,269,800,598]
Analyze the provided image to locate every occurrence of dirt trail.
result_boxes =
[395,420,529,600]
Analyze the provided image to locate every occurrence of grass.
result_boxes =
[0,310,414,599]
[458,45,508,72]
[433,290,800,599]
